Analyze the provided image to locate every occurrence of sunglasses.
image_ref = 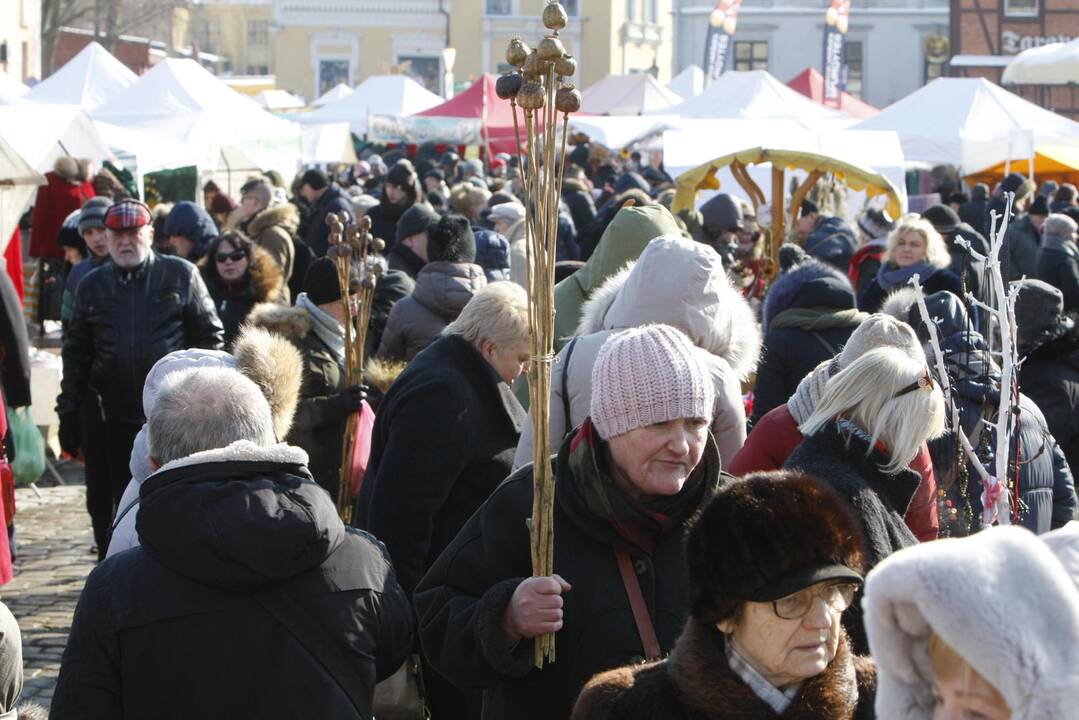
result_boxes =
[215,250,246,263]
[894,370,935,398]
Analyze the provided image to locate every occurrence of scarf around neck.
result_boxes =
[875,260,937,292]
[296,292,345,365]
[769,307,867,332]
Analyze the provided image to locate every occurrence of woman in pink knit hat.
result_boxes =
[414,324,731,720]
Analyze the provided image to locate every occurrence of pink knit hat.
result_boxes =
[590,324,714,441]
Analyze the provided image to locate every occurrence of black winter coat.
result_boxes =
[354,334,525,595]
[51,446,413,719]
[1020,329,1079,476]
[785,420,919,655]
[57,253,224,423]
[303,184,354,257]
[858,266,962,313]
[413,430,725,720]
[562,179,597,243]
[1036,241,1079,313]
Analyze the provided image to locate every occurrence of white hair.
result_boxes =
[1044,213,1077,241]
[148,366,275,465]
[800,346,946,474]
[884,214,951,270]
[443,281,530,350]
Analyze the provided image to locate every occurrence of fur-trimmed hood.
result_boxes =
[763,258,857,332]
[246,201,300,238]
[232,326,303,440]
[245,303,311,345]
[576,234,761,380]
[865,525,1079,720]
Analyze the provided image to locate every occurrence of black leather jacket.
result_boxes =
[58,252,224,423]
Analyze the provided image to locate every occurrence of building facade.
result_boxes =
[673,0,949,109]
[949,0,1079,118]
[0,0,41,83]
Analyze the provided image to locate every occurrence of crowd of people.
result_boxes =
[0,139,1075,719]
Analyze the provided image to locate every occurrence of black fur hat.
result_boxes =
[687,471,866,625]
[427,214,476,263]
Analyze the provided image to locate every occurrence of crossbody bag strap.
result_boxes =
[614,547,661,662]
[560,337,579,436]
[254,588,372,720]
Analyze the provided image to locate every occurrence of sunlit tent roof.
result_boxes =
[314,82,353,107]
[667,65,704,99]
[0,103,111,172]
[580,73,683,115]
[25,42,137,111]
[300,74,443,134]
[0,135,45,251]
[786,67,878,119]
[1002,39,1079,85]
[658,70,846,122]
[254,89,307,111]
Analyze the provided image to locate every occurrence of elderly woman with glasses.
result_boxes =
[784,346,946,655]
[198,230,285,345]
[573,470,875,720]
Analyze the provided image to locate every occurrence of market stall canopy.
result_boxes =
[965,145,1079,186]
[786,67,878,119]
[92,58,301,181]
[0,71,29,103]
[656,70,847,123]
[568,115,680,149]
[579,73,683,115]
[314,82,353,107]
[302,122,358,165]
[853,77,1079,171]
[300,74,443,134]
[24,42,137,111]
[1002,39,1079,85]
[0,135,45,251]
[254,89,307,111]
[0,103,111,172]
[668,65,704,99]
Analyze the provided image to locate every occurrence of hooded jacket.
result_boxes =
[163,202,218,261]
[805,216,858,271]
[199,244,285,345]
[244,202,299,296]
[52,441,413,719]
[514,234,761,471]
[865,525,1079,720]
[472,225,512,282]
[1036,230,1079,312]
[752,260,866,425]
[376,261,486,362]
[552,205,682,352]
[562,177,597,240]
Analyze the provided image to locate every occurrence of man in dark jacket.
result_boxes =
[1036,213,1079,312]
[562,164,596,239]
[1001,178,1044,283]
[922,203,989,306]
[56,200,224,528]
[299,169,354,257]
[51,365,412,719]
[796,200,858,272]
[388,203,438,279]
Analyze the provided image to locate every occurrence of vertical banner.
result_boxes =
[821,0,851,107]
[702,0,743,86]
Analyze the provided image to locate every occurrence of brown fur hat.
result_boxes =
[687,470,866,625]
[231,326,303,440]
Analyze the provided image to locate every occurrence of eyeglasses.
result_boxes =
[215,250,246,263]
[772,582,858,620]
[894,370,935,398]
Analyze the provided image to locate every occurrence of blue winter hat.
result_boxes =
[163,202,218,259]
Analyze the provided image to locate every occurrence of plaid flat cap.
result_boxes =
[104,200,153,230]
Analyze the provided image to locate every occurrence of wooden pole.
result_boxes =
[770,165,785,265]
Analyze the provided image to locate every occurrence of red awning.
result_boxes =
[786,67,879,119]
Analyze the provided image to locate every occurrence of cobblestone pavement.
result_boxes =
[3,462,93,710]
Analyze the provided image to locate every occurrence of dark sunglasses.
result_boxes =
[894,370,935,398]
[215,250,246,263]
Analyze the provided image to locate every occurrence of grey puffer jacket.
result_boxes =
[376,261,486,362]
[513,234,761,471]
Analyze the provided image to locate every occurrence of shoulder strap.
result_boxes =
[810,331,838,357]
[253,588,372,720]
[560,337,579,437]
[614,547,661,662]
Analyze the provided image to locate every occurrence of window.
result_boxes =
[1004,0,1038,17]
[625,0,637,22]
[645,0,657,23]
[318,59,350,96]
[398,55,441,93]
[485,0,512,15]
[563,0,579,16]
[733,41,768,71]
[247,20,269,46]
[246,65,270,76]
[844,41,863,98]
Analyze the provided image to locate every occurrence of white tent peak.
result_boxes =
[1002,39,1079,85]
[314,82,354,107]
[26,42,137,111]
[580,73,683,115]
[658,70,846,121]
[254,88,306,111]
[300,74,443,134]
[668,65,704,99]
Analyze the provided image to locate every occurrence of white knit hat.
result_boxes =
[590,324,714,441]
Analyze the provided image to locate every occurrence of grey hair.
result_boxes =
[443,281,530,351]
[885,214,951,269]
[148,366,275,465]
[799,346,946,474]
[1044,213,1077,241]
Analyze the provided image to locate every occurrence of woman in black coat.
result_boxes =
[785,345,945,654]
[413,324,729,720]
[198,231,285,346]
[858,215,962,312]
[751,258,865,425]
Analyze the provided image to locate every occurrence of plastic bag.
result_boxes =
[8,408,44,485]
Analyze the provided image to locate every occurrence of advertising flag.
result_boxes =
[702,0,744,86]
[821,0,851,108]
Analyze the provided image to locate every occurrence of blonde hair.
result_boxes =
[443,281,530,350]
[799,346,946,474]
[885,215,950,269]
[450,183,491,219]
[928,633,1009,706]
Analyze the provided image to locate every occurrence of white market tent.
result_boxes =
[314,82,353,107]
[254,89,307,111]
[656,70,847,123]
[668,65,704,99]
[0,103,111,172]
[0,136,45,252]
[301,122,358,165]
[853,77,1079,171]
[1002,39,1079,85]
[569,115,680,149]
[0,71,29,103]
[24,42,137,111]
[299,74,444,134]
[92,58,301,181]
[579,73,683,115]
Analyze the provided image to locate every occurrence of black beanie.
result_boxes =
[921,204,962,234]
[1029,195,1050,217]
[396,204,439,244]
[386,161,416,190]
[303,257,359,306]
[426,215,476,263]
[301,169,329,191]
